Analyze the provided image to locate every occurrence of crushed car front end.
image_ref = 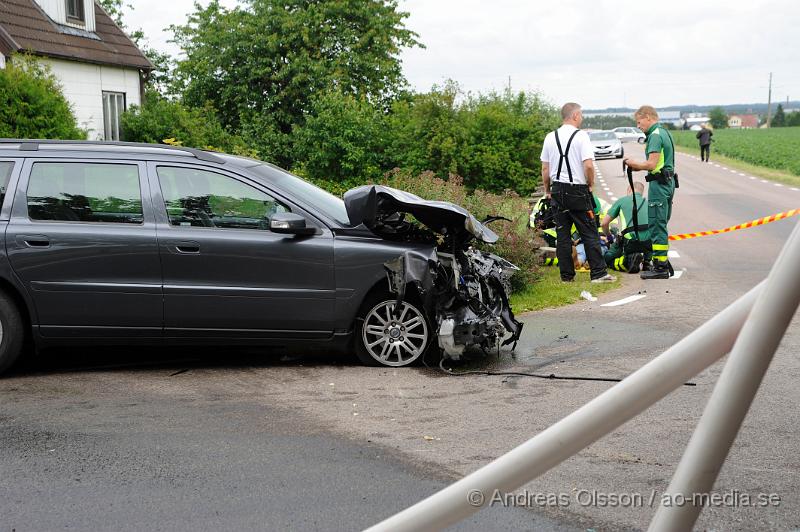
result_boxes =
[344,185,523,363]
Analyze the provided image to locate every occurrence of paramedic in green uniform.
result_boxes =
[601,182,650,273]
[623,105,675,279]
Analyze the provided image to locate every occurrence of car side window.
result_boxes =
[27,162,143,224]
[157,166,289,230]
[0,160,14,206]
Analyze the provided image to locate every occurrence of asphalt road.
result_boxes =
[1,144,799,531]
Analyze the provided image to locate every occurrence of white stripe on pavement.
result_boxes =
[601,294,647,307]
[774,183,783,187]
[671,269,685,280]
[668,250,680,258]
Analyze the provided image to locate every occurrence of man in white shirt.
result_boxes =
[540,103,615,283]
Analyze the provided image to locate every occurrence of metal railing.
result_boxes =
[366,218,800,532]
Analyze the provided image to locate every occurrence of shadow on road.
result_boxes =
[7,344,359,377]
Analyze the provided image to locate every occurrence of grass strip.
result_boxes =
[674,145,800,188]
[510,266,622,314]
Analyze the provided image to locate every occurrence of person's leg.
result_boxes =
[552,202,575,281]
[604,239,625,270]
[642,179,675,279]
[572,210,607,279]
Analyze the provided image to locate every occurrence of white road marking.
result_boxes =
[721,166,728,170]
[760,180,769,183]
[713,164,721,167]
[774,183,783,187]
[610,196,618,201]
[671,269,685,280]
[601,294,647,307]
[791,188,799,192]
[749,176,756,180]
[738,172,746,176]
[668,250,680,258]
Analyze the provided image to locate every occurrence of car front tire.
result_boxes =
[0,291,25,375]
[355,296,431,367]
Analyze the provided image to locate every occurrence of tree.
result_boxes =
[582,115,636,130]
[292,90,390,193]
[0,56,86,139]
[170,0,422,166]
[786,110,800,127]
[709,106,728,129]
[121,91,251,155]
[772,104,786,127]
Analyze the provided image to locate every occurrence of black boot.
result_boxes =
[640,260,670,279]
[626,253,644,274]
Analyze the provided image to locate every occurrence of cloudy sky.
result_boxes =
[126,0,799,110]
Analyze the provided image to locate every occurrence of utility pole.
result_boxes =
[766,72,773,128]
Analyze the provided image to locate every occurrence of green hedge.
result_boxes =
[0,56,85,140]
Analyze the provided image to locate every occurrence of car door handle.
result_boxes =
[166,240,201,254]
[17,235,51,248]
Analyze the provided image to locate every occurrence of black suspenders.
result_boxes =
[553,129,580,183]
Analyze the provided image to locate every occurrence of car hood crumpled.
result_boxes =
[343,185,498,243]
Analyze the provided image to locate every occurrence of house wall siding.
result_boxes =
[40,57,141,140]
[35,0,96,32]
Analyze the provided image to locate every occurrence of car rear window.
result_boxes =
[27,162,143,224]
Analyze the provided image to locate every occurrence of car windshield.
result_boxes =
[249,164,351,225]
[590,131,617,141]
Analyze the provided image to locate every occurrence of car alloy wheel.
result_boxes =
[360,300,429,367]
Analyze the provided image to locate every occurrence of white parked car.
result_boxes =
[589,130,624,159]
[612,127,646,143]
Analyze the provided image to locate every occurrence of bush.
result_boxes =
[292,91,389,192]
[0,55,86,139]
[121,92,253,155]
[381,169,538,292]
[385,83,559,196]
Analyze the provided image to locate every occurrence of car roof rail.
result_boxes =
[0,138,226,164]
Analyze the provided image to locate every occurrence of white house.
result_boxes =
[0,0,153,140]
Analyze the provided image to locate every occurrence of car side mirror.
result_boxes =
[269,212,316,236]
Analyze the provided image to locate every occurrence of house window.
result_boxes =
[66,0,85,23]
[102,91,126,141]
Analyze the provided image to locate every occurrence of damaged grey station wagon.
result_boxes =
[0,140,521,372]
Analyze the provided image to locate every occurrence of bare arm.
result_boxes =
[583,159,595,189]
[542,162,551,198]
[623,151,660,172]
[601,214,613,236]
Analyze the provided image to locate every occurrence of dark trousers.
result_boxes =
[551,184,607,281]
[700,144,710,161]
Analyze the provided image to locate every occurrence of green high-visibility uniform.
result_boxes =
[604,193,650,271]
[644,123,675,264]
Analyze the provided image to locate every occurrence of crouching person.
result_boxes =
[601,182,651,273]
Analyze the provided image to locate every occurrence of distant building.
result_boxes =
[657,111,682,127]
[683,116,711,130]
[0,0,153,140]
[728,114,759,129]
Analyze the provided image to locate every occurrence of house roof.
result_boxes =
[0,0,153,70]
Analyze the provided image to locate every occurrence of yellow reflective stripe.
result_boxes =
[544,228,557,237]
[652,244,670,250]
[649,128,665,174]
[614,257,627,271]
[653,256,669,262]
